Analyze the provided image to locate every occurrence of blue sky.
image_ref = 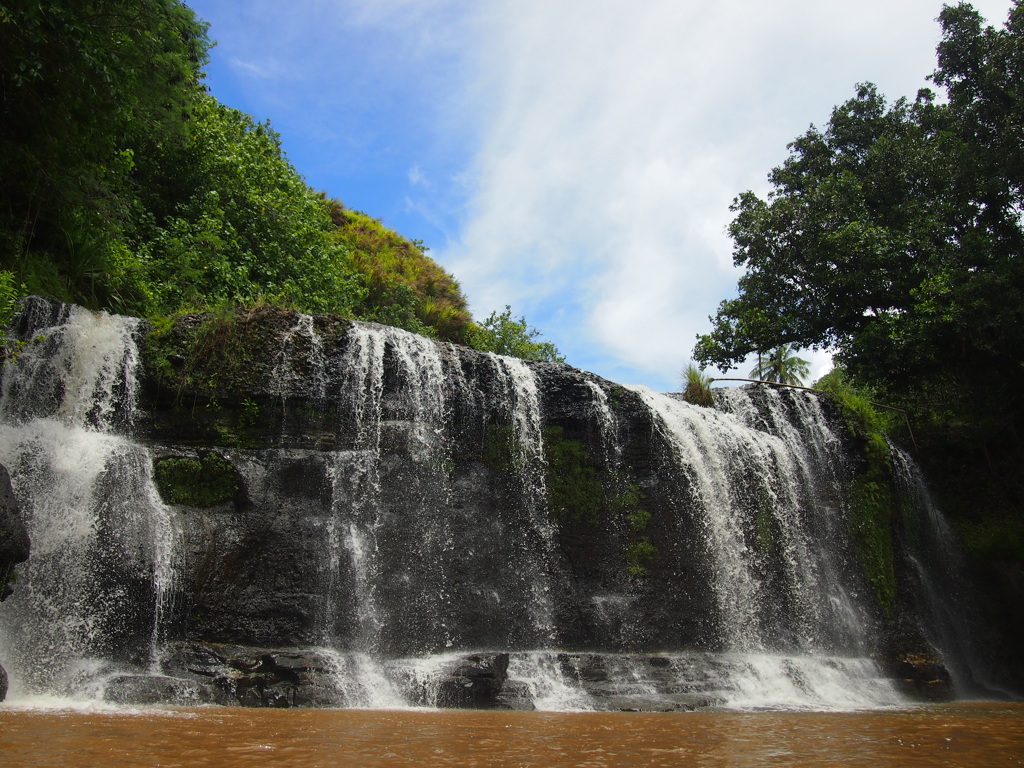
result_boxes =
[185,0,1015,391]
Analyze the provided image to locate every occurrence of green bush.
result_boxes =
[153,452,240,507]
[469,305,564,362]
[544,426,602,524]
[681,364,714,407]
[331,206,471,342]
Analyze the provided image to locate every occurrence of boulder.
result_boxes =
[159,642,347,708]
[398,653,512,709]
[432,653,510,708]
[887,653,954,702]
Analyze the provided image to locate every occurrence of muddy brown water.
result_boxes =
[1,702,1022,767]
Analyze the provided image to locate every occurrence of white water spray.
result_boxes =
[0,303,176,698]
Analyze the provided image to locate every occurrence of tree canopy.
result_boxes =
[694,1,1024,441]
[0,0,559,360]
[469,306,565,362]
[749,345,810,386]
[0,0,210,299]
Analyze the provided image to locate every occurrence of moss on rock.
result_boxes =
[544,426,603,525]
[154,452,241,507]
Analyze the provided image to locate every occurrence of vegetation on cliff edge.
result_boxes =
[694,1,1024,643]
[0,0,560,360]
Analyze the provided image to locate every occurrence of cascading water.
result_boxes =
[713,386,871,654]
[485,353,559,645]
[0,299,992,710]
[0,301,176,700]
[625,385,902,707]
[890,446,1013,699]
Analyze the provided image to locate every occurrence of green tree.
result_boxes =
[694,1,1024,442]
[469,305,565,362]
[749,345,810,386]
[130,95,364,317]
[0,0,210,303]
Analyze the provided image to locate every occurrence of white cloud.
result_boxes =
[407,165,428,187]
[436,0,1015,389]
[226,57,271,79]
[191,0,1016,389]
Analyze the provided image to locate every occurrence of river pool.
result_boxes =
[1,701,1022,767]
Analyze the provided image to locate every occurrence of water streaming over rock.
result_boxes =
[0,299,991,709]
[0,300,176,697]
[890,446,1013,699]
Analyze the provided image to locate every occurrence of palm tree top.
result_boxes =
[749,344,810,386]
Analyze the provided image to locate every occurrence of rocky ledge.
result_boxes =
[102,644,832,712]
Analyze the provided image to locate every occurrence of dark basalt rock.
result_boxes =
[493,679,535,710]
[886,654,954,702]
[158,642,347,708]
[103,673,223,706]
[0,298,1012,708]
[0,463,30,602]
[400,653,511,709]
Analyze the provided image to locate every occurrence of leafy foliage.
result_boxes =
[130,96,364,317]
[0,0,548,352]
[815,368,898,437]
[329,206,471,342]
[749,345,810,386]
[681,363,715,407]
[694,2,1024,448]
[469,305,565,362]
[0,270,18,347]
[0,0,210,306]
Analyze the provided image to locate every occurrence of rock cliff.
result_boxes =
[0,299,998,708]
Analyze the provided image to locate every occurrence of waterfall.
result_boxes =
[891,446,1012,698]
[638,386,869,656]
[713,386,869,653]
[0,301,176,699]
[0,300,996,710]
[629,385,900,706]
[485,354,558,645]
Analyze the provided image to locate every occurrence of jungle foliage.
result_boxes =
[0,0,559,360]
[469,306,565,363]
[328,204,472,343]
[694,1,1024,449]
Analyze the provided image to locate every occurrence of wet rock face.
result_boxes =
[0,298,990,708]
[409,653,510,709]
[0,463,30,602]
[104,646,726,711]
[0,462,28,703]
[886,655,954,702]
[138,312,721,657]
[108,642,351,708]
